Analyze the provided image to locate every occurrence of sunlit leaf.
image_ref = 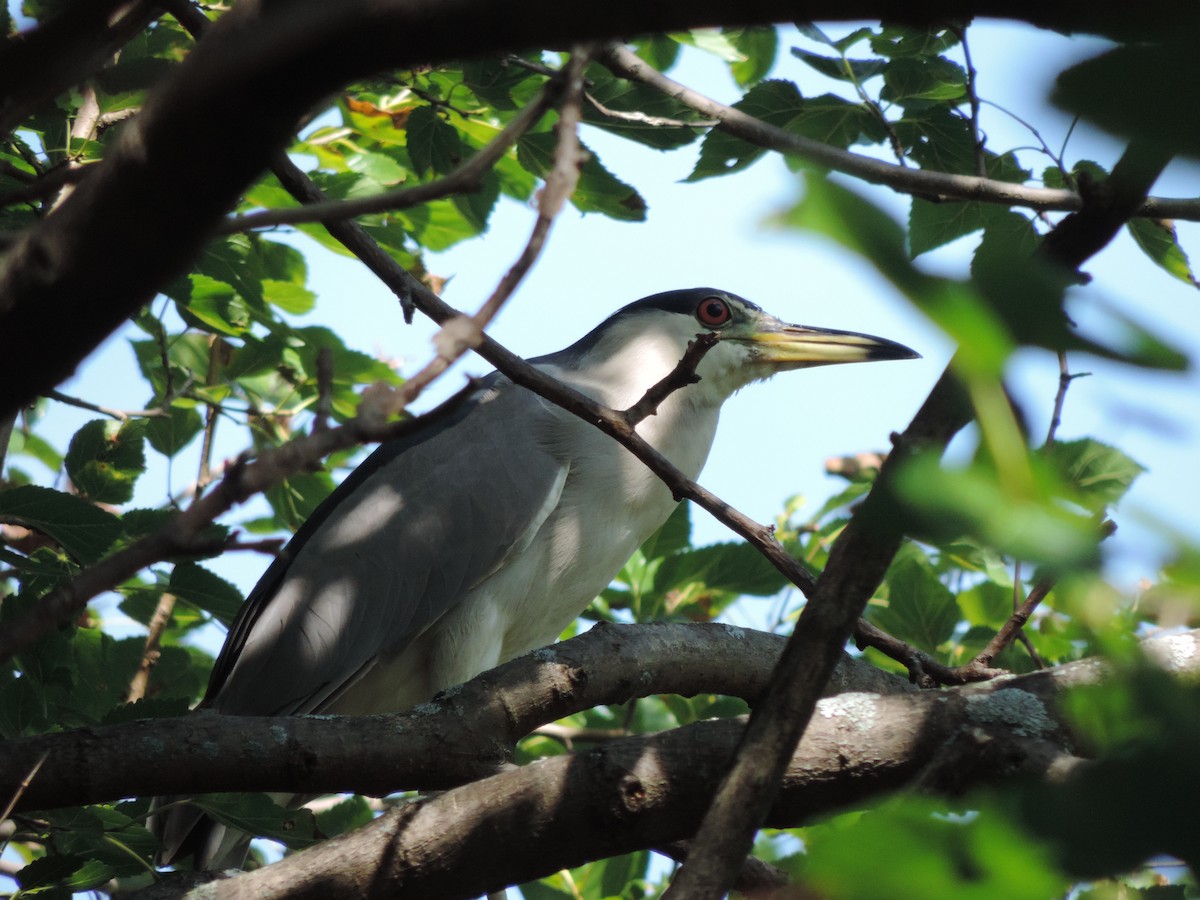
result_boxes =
[1126,218,1199,289]
[65,419,147,504]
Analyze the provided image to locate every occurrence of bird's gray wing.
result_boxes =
[202,377,567,716]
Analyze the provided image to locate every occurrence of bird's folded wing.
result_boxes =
[202,379,568,716]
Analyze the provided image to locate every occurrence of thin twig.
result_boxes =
[599,44,1200,221]
[195,335,223,494]
[0,751,48,835]
[126,592,177,703]
[584,92,716,128]
[312,346,334,434]
[219,83,559,235]
[44,389,167,421]
[401,44,592,401]
[955,26,987,178]
[623,333,719,426]
[1044,350,1089,447]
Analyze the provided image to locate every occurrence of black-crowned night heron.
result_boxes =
[156,287,917,867]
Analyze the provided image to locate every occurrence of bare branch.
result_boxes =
[0,0,163,138]
[402,44,592,399]
[599,45,1199,221]
[623,333,719,426]
[585,91,717,128]
[1044,350,1090,447]
[955,25,987,178]
[0,623,913,811]
[311,346,334,435]
[126,592,177,703]
[44,389,167,421]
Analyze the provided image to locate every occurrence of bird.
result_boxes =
[155,287,918,868]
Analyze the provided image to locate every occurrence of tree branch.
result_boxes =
[598,45,1198,221]
[216,79,561,235]
[114,627,1200,899]
[0,623,912,812]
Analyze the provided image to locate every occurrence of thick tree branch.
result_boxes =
[0,0,163,138]
[0,623,909,812]
[118,628,1200,899]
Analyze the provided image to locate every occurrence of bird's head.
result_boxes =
[549,288,920,407]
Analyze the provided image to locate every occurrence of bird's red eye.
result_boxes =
[696,297,732,328]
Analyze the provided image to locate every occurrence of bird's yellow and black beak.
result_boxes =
[730,315,920,369]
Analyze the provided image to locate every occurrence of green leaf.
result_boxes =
[174,274,252,336]
[958,580,1017,629]
[671,28,746,63]
[263,278,317,314]
[791,46,885,82]
[690,81,890,174]
[656,541,788,597]
[394,197,481,249]
[893,454,1101,568]
[66,631,146,722]
[881,56,967,107]
[406,106,466,177]
[169,562,244,626]
[516,132,646,221]
[727,27,778,86]
[266,470,336,531]
[869,26,960,59]
[462,57,544,110]
[0,484,122,564]
[0,673,46,737]
[192,793,318,849]
[801,795,1065,899]
[144,404,204,457]
[452,169,500,231]
[689,80,802,180]
[315,795,374,838]
[871,554,959,651]
[580,63,702,150]
[345,149,407,185]
[1041,438,1145,513]
[1053,41,1200,156]
[640,502,692,560]
[909,198,999,257]
[16,855,114,893]
[778,175,1013,376]
[1126,218,1199,288]
[6,429,63,470]
[64,418,147,504]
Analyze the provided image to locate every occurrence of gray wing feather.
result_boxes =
[203,378,566,716]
